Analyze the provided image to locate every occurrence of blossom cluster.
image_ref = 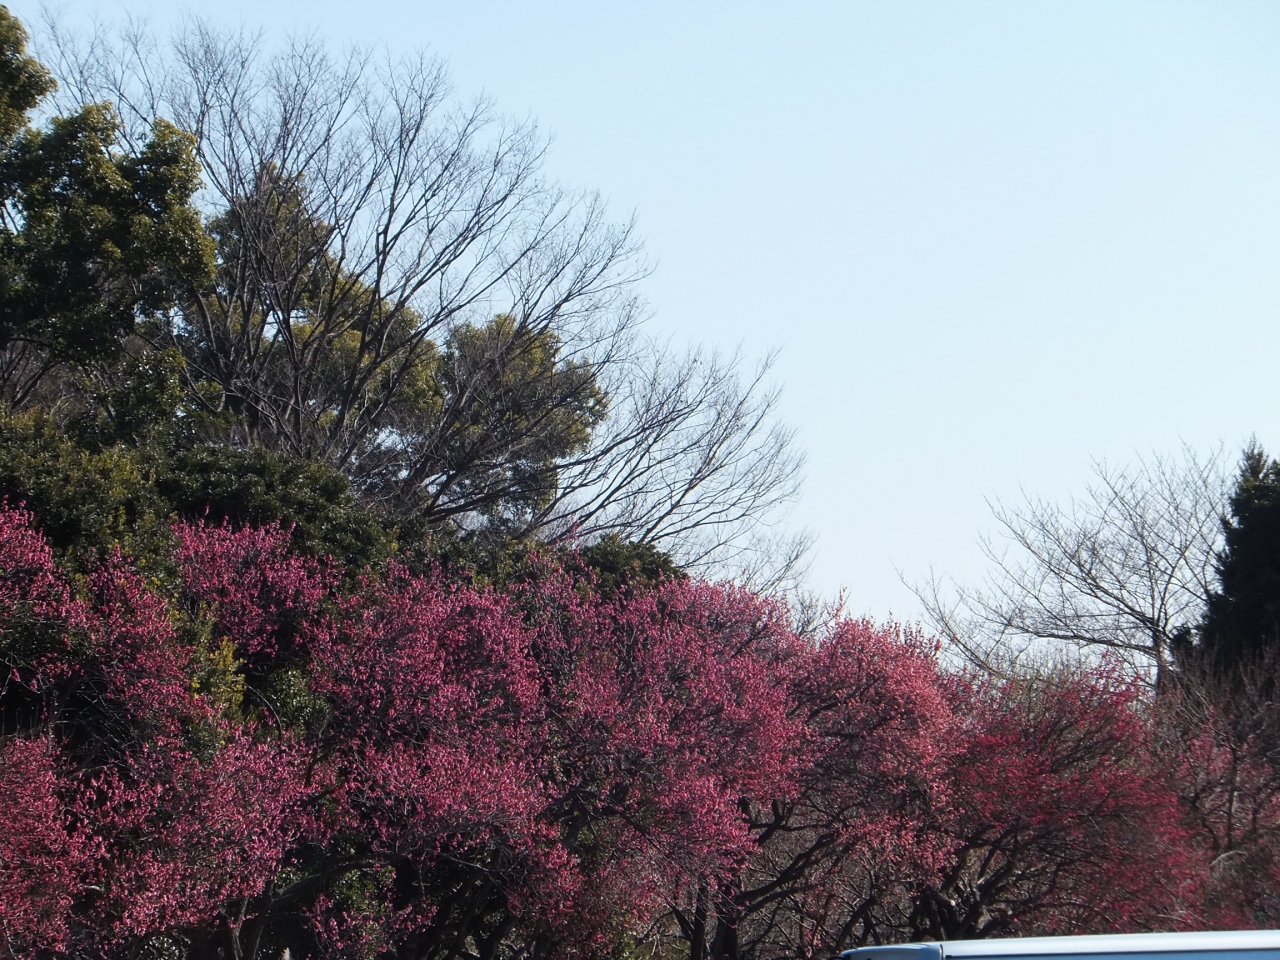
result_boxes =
[0,505,1247,959]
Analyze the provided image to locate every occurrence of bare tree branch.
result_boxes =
[34,16,807,577]
[915,445,1229,684]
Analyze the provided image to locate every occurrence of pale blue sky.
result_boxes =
[26,1,1280,616]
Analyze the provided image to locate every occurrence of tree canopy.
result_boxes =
[0,504,1218,959]
[1194,445,1280,672]
[32,18,805,575]
[0,6,211,410]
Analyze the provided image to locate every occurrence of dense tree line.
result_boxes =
[6,4,1280,958]
[0,504,1223,959]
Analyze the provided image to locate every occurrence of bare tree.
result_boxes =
[917,446,1229,683]
[530,345,808,578]
[35,15,806,575]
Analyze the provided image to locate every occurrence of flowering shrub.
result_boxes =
[0,506,1237,959]
[918,670,1203,938]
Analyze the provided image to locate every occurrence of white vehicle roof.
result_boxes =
[841,931,1280,960]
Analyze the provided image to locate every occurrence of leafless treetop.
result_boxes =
[917,445,1229,683]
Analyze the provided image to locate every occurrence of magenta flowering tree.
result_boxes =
[0,506,310,956]
[912,669,1205,938]
[0,503,1241,960]
[663,619,955,960]
[1,509,807,958]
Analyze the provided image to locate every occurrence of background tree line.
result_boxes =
[1,5,806,583]
[919,440,1280,679]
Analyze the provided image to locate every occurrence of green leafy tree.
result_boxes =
[0,410,393,572]
[174,167,607,536]
[0,5,211,409]
[391,312,607,525]
[0,408,171,569]
[0,6,51,142]
[578,532,683,595]
[156,444,395,569]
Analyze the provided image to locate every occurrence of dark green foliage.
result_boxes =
[256,662,330,734]
[405,314,607,525]
[407,529,683,595]
[68,344,188,447]
[0,409,172,569]
[1198,445,1280,672]
[0,109,212,362]
[0,5,212,407]
[0,411,393,571]
[579,532,684,595]
[156,445,394,569]
[0,7,394,576]
[0,6,51,144]
[180,166,607,537]
[0,5,701,606]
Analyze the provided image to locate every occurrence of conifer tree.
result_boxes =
[1198,445,1280,672]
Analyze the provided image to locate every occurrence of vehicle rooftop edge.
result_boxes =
[840,931,1280,960]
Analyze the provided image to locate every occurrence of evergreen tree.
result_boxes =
[0,5,212,411]
[1198,445,1280,671]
